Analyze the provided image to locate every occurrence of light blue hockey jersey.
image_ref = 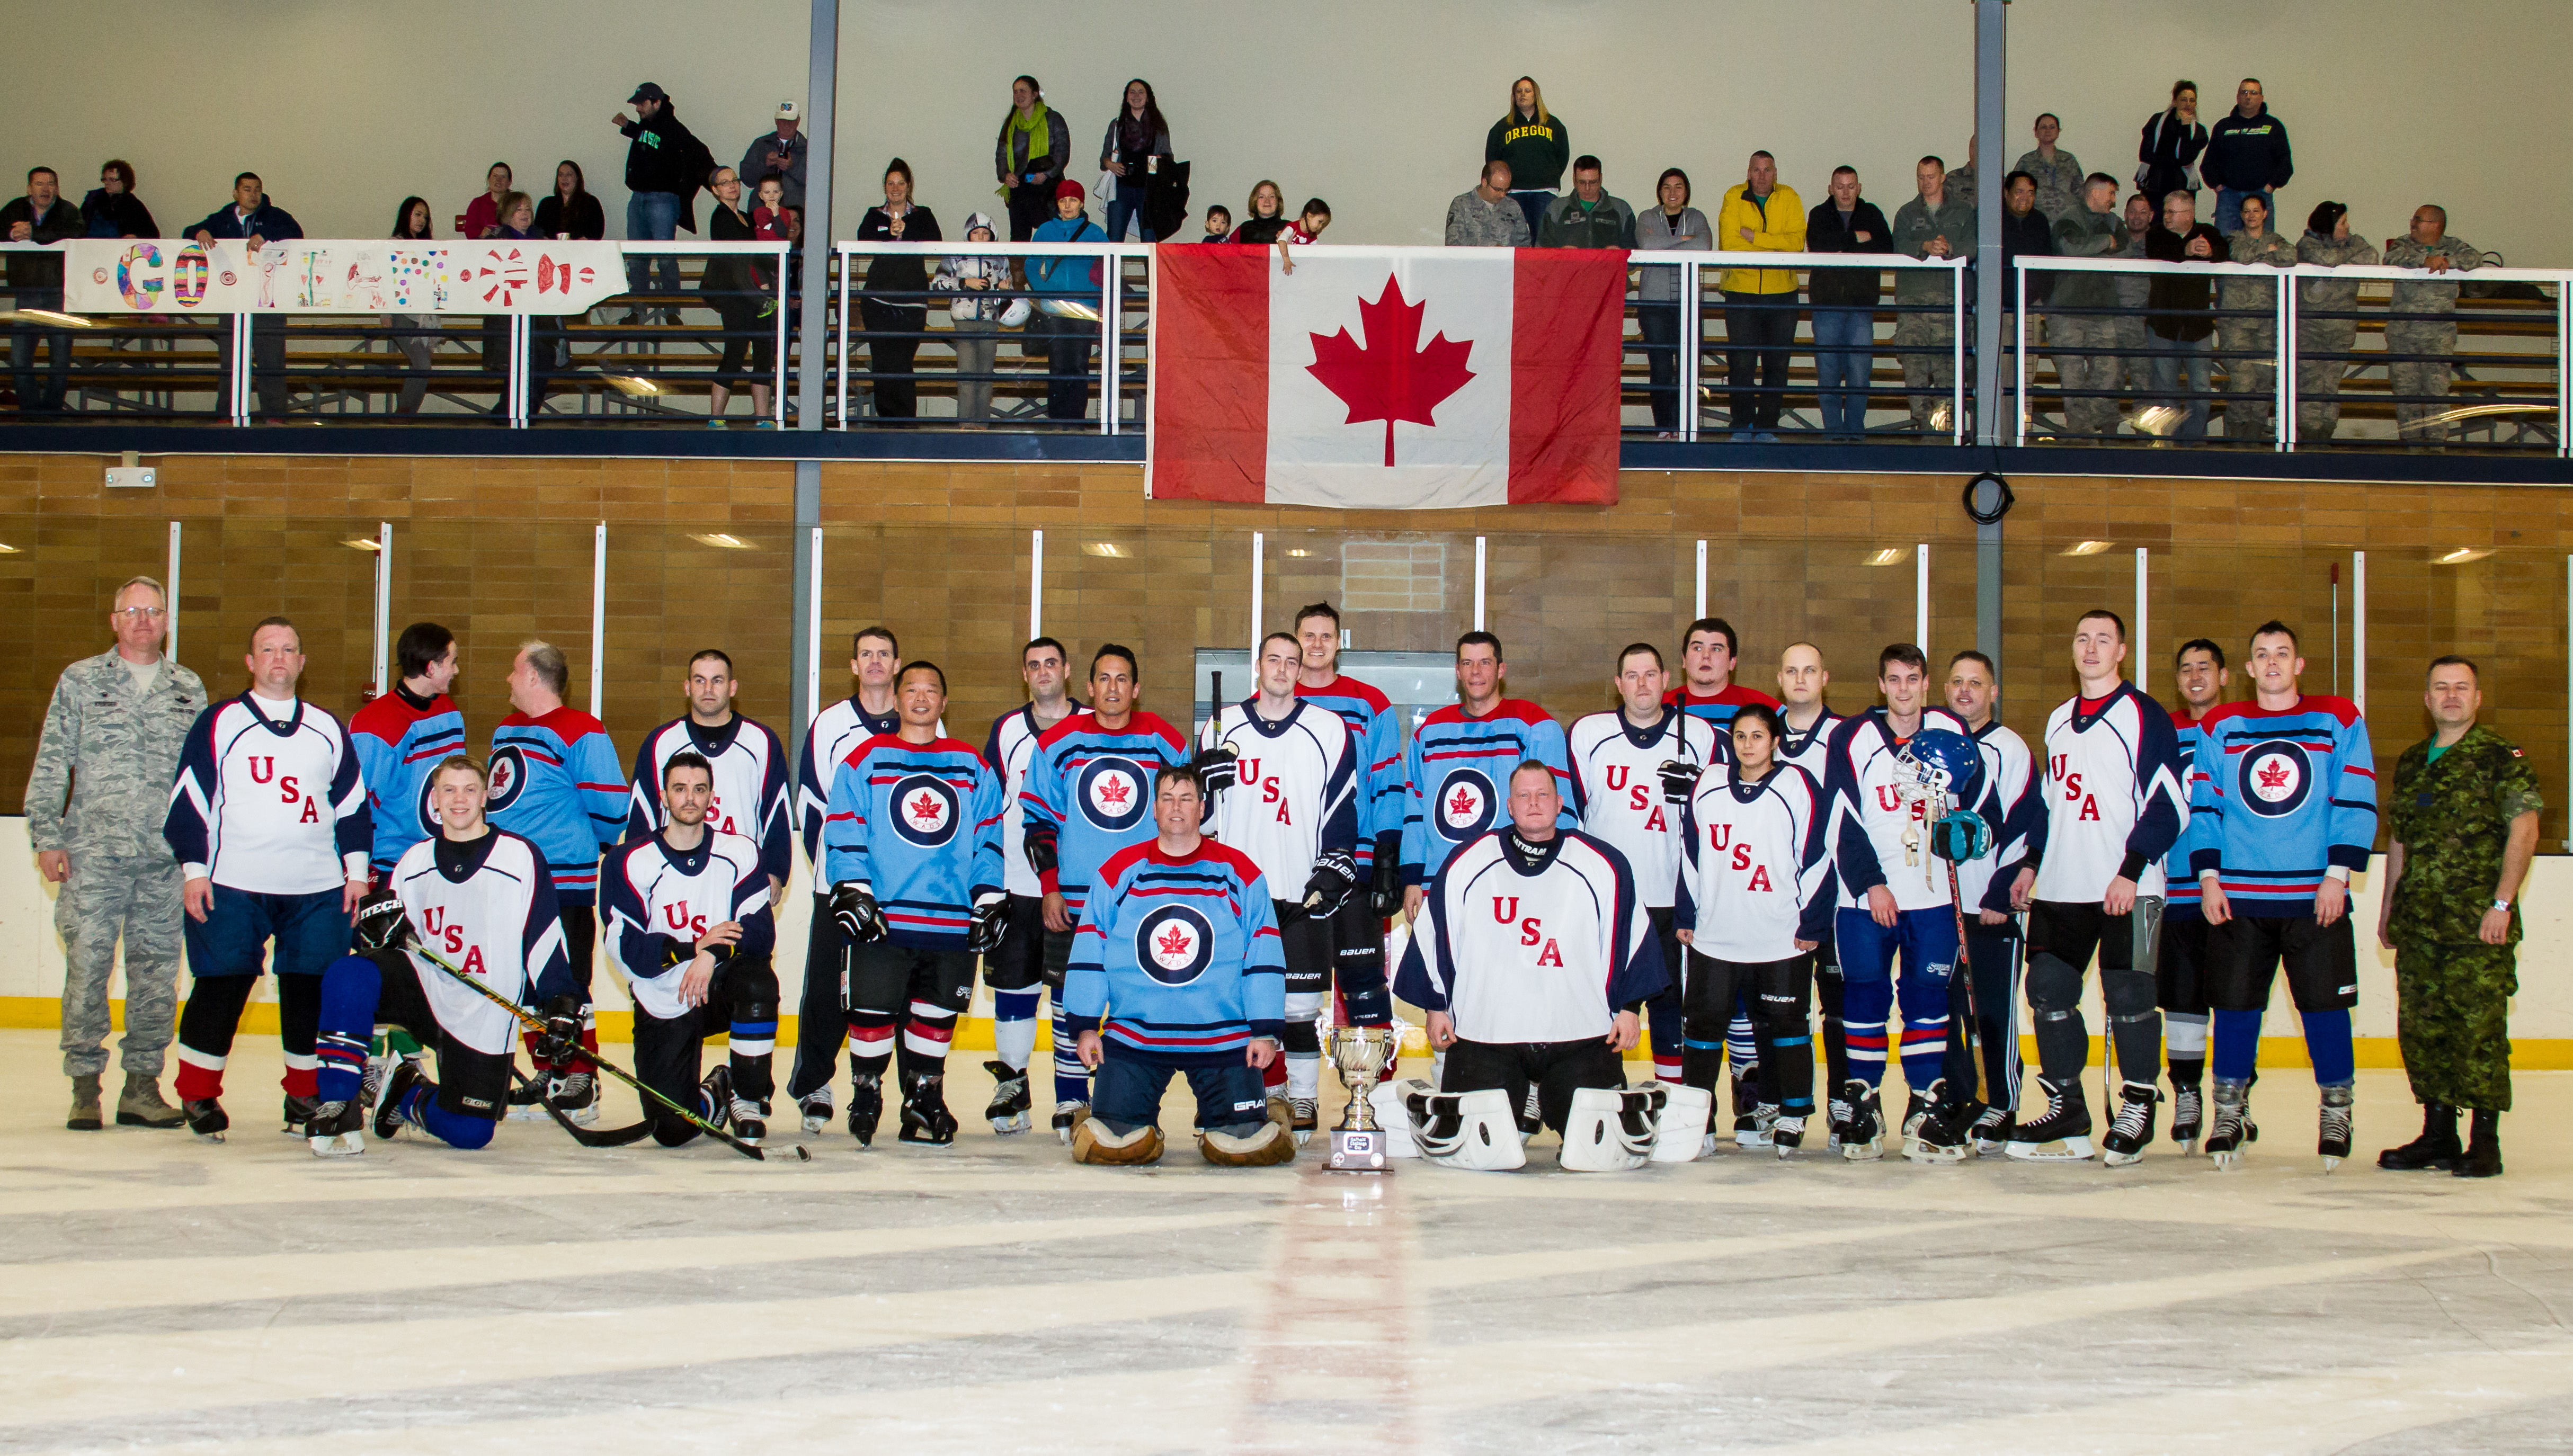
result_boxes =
[824,734,1006,949]
[1398,699,1573,886]
[1065,838,1285,1066]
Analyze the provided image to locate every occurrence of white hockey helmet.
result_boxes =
[1559,1084,1663,1173]
[1646,1083,1713,1163]
[1404,1083,1527,1172]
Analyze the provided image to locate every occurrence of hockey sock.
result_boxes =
[1725,1004,1758,1080]
[2301,1009,2356,1086]
[2211,1008,2264,1083]
[277,973,323,1100]
[1898,1017,1950,1094]
[2101,969,2161,1088]
[1754,1014,1816,1116]
[1050,1000,1088,1106]
[1840,979,1892,1088]
[2166,1009,2211,1061]
[2025,951,2087,1079]
[991,991,1041,1071]
[313,954,382,1105]
[1680,1036,1726,1096]
[1643,980,1685,1085]
[1282,1019,1322,1102]
[2167,1056,2206,1089]
[847,1008,897,1086]
[896,999,958,1083]
[729,999,778,1103]
[173,973,255,1102]
[1816,969,1850,1092]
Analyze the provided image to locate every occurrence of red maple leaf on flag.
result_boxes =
[1306,276,1477,467]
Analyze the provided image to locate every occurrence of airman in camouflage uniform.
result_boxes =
[2377,656,2539,1178]
[2112,194,2158,416]
[2294,202,2380,441]
[2382,206,2488,444]
[1891,159,1974,434]
[2215,198,2296,440]
[26,577,206,1130]
[2048,175,2130,439]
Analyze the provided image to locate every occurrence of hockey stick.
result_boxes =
[406,940,807,1162]
[509,1066,659,1148]
[1938,850,1991,1110]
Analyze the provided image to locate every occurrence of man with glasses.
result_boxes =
[29,578,205,1131]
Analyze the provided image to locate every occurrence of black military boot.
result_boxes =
[2378,1102,2463,1172]
[2454,1109,2503,1178]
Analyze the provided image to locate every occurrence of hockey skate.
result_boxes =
[305,1098,365,1157]
[1968,1105,2013,1157]
[1896,1080,1940,1160]
[183,1096,228,1142]
[1772,1115,1806,1158]
[2101,1082,2161,1167]
[1737,1102,1779,1150]
[2205,1078,2251,1168]
[376,1060,426,1140]
[1289,1096,1320,1147]
[1904,1096,1977,1166]
[2169,1082,2205,1155]
[729,1097,769,1146]
[280,1092,320,1136]
[2378,1103,2463,1172]
[1838,1083,1884,1161]
[898,1073,958,1146]
[1052,1098,1090,1144]
[1826,1086,1854,1150]
[547,1070,601,1127]
[799,1088,833,1136]
[847,1072,885,1147]
[2318,1084,2354,1172]
[696,1066,737,1135]
[1730,1067,1765,1145]
[983,1060,1032,1135]
[505,1077,549,1121]
[2005,1076,2095,1161]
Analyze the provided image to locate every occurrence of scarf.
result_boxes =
[1007,103,1052,166]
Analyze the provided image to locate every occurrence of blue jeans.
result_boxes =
[624,191,683,297]
[2213,188,2271,237]
[1810,307,1874,435]
[1509,190,1554,239]
[10,286,71,413]
[1091,1044,1269,1136]
[1104,193,1156,243]
[2148,332,2214,439]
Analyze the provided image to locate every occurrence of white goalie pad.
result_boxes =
[1647,1084,1713,1163]
[1403,1082,1526,1171]
[1367,1081,1421,1157]
[1560,1084,1663,1173]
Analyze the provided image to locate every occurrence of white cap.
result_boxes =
[776,101,800,121]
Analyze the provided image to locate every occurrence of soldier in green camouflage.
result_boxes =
[2047,174,2130,440]
[2382,206,2488,445]
[2375,656,2539,1178]
[2215,194,2296,440]
[1891,157,1974,435]
[2293,201,2378,441]
[25,577,207,1131]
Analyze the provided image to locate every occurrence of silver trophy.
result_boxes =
[1326,1025,1395,1173]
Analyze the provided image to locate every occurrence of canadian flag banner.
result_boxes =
[1147,246,1626,508]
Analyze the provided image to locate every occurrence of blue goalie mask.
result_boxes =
[1892,728,1983,808]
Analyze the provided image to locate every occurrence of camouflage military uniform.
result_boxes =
[26,650,207,1077]
[2215,228,2296,439]
[2294,232,2380,441]
[2385,727,2542,1112]
[1890,194,1974,431]
[2010,148,2086,229]
[2047,206,2129,438]
[2111,229,2156,409]
[2382,233,2489,443]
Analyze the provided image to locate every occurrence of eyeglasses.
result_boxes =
[112,606,166,620]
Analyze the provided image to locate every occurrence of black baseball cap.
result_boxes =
[629,82,669,103]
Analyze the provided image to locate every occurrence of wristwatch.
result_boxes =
[2491,898,2513,912]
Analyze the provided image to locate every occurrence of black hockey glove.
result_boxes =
[1301,849,1359,919]
[964,895,1008,955]
[535,995,582,1065]
[1367,833,1405,918]
[830,883,889,943]
[1657,758,1704,806]
[351,889,413,954]
[1191,745,1240,798]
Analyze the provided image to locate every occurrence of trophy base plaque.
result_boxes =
[1326,1127,1388,1174]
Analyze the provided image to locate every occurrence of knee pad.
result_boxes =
[1200,1119,1296,1167]
[2103,968,2158,1019]
[1648,1084,1713,1163]
[1071,1118,1165,1165]
[1560,1084,1662,1173]
[1403,1082,1526,1171]
[2026,951,2084,1016]
[1279,1020,1321,1054]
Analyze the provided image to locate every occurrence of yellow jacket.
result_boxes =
[1715,182,1807,294]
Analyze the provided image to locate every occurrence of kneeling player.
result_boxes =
[604,752,779,1147]
[1065,765,1294,1167]
[1396,760,1669,1172]
[309,754,575,1154]
[1677,705,1833,1157]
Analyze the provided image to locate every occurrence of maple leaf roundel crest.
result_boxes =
[1078,755,1152,833]
[1305,275,1477,467]
[1134,904,1215,986]
[1432,766,1497,844]
[2237,740,2312,818]
[889,772,961,847]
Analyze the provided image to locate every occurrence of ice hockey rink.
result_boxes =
[4,1031,2571,1455]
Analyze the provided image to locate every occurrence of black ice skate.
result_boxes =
[2318,1084,2354,1172]
[1052,1098,1089,1144]
[547,1070,600,1127]
[983,1060,1032,1135]
[1289,1096,1319,1146]
[799,1088,834,1136]
[1969,1105,2013,1156]
[1838,1082,1883,1162]
[2168,1082,2205,1154]
[280,1092,320,1135]
[899,1073,958,1145]
[848,1071,885,1147]
[183,1096,228,1142]
[1771,1115,1806,1158]
[2101,1082,2161,1167]
[376,1060,428,1140]
[2005,1075,2095,1161]
[2205,1078,2251,1168]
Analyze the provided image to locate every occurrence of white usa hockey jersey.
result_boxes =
[2029,683,2188,904]
[1392,828,1668,1044]
[165,693,370,895]
[388,829,575,1055]
[982,701,1080,898]
[1778,707,1842,780]
[1566,707,1707,909]
[1205,699,1359,896]
[601,829,776,1022]
[625,714,794,886]
[1822,706,1973,913]
[1676,763,1835,962]
[1954,720,2040,915]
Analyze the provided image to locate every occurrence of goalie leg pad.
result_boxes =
[1071,1118,1166,1165]
[1367,1080,1422,1156]
[1200,1119,1297,1166]
[1560,1084,1663,1173]
[1405,1085,1527,1171]
[1648,1083,1714,1163]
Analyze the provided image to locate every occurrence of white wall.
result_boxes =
[5,1,2567,262]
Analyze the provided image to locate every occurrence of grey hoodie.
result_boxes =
[934,211,1010,321]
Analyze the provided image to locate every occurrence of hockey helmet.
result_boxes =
[1929,806,1994,863]
[1893,728,1983,807]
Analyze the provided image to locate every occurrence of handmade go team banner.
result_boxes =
[1148,246,1627,508]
